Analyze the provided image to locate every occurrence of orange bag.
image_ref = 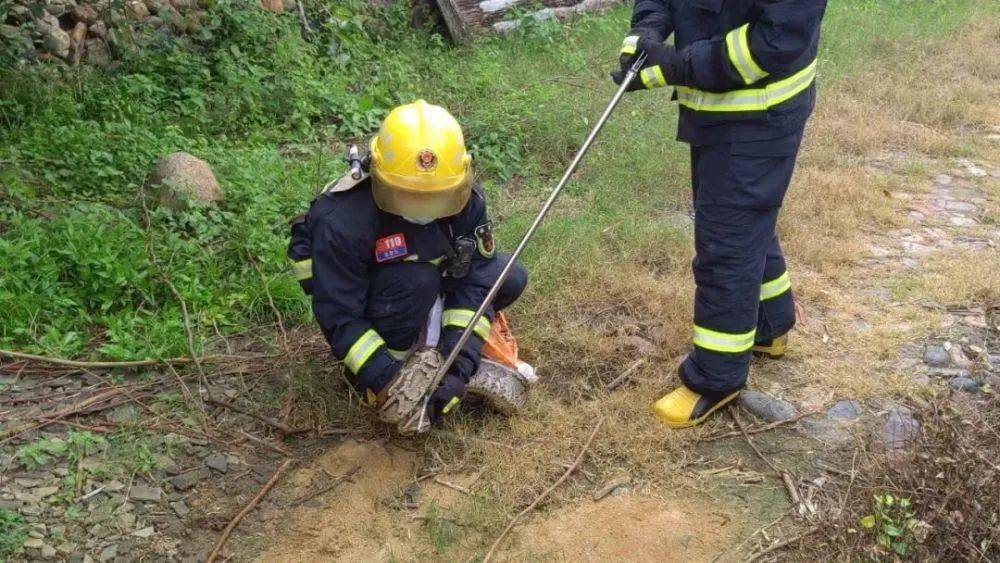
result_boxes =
[482,312,519,369]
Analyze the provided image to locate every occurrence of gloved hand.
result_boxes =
[611,37,686,92]
[429,372,467,421]
[358,358,402,405]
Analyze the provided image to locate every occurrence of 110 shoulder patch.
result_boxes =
[474,222,495,258]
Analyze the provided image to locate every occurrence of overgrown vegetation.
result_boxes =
[0,508,27,562]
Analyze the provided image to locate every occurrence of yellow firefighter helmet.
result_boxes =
[369,100,473,220]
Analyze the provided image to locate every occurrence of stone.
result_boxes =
[128,485,162,502]
[151,152,223,210]
[35,486,60,498]
[24,538,46,549]
[625,335,657,357]
[923,345,950,367]
[99,543,118,562]
[47,0,77,17]
[739,390,796,422]
[204,453,228,473]
[133,526,155,539]
[88,20,108,38]
[15,477,44,488]
[927,367,971,379]
[57,542,77,555]
[259,0,284,11]
[20,504,43,516]
[108,403,140,424]
[882,408,920,451]
[41,25,72,59]
[73,3,100,23]
[156,455,182,476]
[104,480,125,493]
[949,377,979,393]
[0,499,20,510]
[948,346,973,368]
[170,501,190,517]
[125,0,149,20]
[480,0,518,12]
[0,24,20,41]
[42,544,58,559]
[169,468,208,491]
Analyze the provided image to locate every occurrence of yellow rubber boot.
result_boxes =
[653,385,740,429]
[752,333,788,359]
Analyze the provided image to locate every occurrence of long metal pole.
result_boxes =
[421,53,648,424]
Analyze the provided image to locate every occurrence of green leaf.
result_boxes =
[860,515,876,528]
[884,524,903,537]
[892,541,911,556]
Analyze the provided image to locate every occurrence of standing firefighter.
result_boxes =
[612,0,826,427]
[288,100,530,433]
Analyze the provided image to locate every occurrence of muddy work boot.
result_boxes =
[376,348,442,435]
[653,385,739,429]
[467,359,534,414]
[752,333,788,359]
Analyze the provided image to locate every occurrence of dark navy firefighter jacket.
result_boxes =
[630,0,827,144]
[288,175,504,396]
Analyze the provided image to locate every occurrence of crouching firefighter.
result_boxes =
[611,0,827,427]
[288,100,532,434]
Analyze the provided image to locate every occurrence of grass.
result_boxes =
[0,509,27,562]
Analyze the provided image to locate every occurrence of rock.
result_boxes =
[145,0,166,13]
[204,453,228,473]
[739,390,796,422]
[133,526,155,539]
[108,403,140,424]
[0,24,20,41]
[73,3,100,23]
[20,504,43,516]
[948,345,973,368]
[99,543,118,562]
[169,468,208,491]
[259,0,284,11]
[882,408,920,451]
[151,152,223,210]
[104,480,125,493]
[42,544,58,559]
[928,367,971,379]
[0,499,20,510]
[155,455,181,476]
[36,485,60,498]
[984,374,1000,388]
[125,0,149,20]
[923,345,950,367]
[41,25,72,59]
[949,377,979,393]
[57,542,77,555]
[170,501,189,517]
[15,477,44,488]
[128,485,162,502]
[88,20,108,38]
[24,538,46,549]
[625,335,657,357]
[47,0,77,17]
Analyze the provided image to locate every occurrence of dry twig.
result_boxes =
[744,526,819,562]
[699,410,820,442]
[293,465,360,505]
[480,417,604,563]
[207,459,294,563]
[604,358,645,391]
[731,410,804,510]
[205,397,307,435]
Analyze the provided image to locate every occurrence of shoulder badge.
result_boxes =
[322,171,369,194]
[474,222,496,258]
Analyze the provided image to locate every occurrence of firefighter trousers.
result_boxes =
[679,132,801,396]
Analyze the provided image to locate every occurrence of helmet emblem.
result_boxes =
[417,149,437,171]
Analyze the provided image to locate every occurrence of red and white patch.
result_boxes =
[375,233,408,263]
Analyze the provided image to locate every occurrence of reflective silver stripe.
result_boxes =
[725,23,768,85]
[442,309,492,340]
[760,271,791,301]
[344,329,385,373]
[692,325,756,353]
[291,258,312,281]
[676,59,816,112]
[387,348,408,360]
[620,35,639,56]
[640,66,667,89]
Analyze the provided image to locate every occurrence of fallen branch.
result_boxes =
[207,459,294,563]
[481,417,604,563]
[604,359,645,391]
[732,411,803,511]
[744,526,819,562]
[293,465,360,505]
[239,429,294,457]
[0,349,227,370]
[206,397,307,435]
[433,477,471,495]
[699,410,820,442]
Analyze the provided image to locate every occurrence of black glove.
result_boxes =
[611,37,688,92]
[357,357,401,405]
[429,372,467,421]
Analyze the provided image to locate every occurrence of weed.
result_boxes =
[423,502,459,554]
[859,494,924,557]
[0,509,27,561]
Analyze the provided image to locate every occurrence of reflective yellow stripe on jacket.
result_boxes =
[676,59,817,112]
[442,309,492,340]
[344,329,385,373]
[693,325,756,354]
[760,271,791,301]
[725,23,769,85]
